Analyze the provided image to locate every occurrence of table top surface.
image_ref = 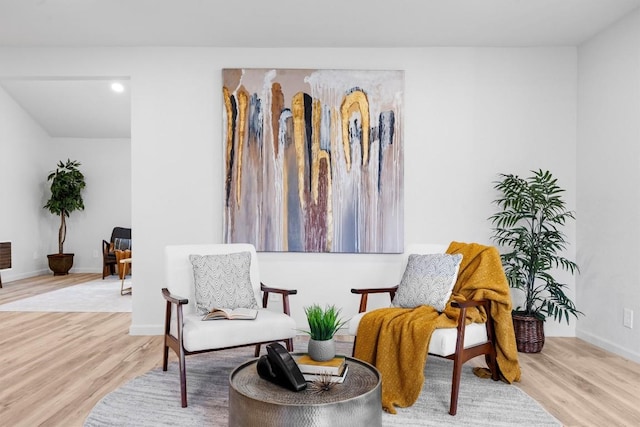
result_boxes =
[229,355,381,405]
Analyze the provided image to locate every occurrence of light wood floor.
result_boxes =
[1,274,639,426]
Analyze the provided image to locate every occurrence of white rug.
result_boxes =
[0,277,132,312]
[85,342,560,427]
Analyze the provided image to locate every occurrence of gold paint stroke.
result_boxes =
[340,89,370,171]
[292,92,307,209]
[223,87,234,202]
[235,87,249,207]
[271,82,284,157]
[311,98,322,204]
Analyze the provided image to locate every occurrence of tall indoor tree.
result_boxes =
[489,169,581,352]
[44,159,86,275]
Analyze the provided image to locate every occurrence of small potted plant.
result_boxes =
[489,169,581,353]
[301,304,346,361]
[43,159,86,275]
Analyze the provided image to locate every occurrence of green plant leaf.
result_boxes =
[43,159,86,253]
[300,304,347,341]
[489,169,581,324]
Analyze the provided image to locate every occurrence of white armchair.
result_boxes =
[348,244,499,415]
[161,243,297,407]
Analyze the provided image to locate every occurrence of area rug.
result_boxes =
[85,341,560,427]
[0,277,131,312]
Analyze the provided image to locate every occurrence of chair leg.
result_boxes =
[179,350,188,408]
[162,342,169,371]
[449,354,463,416]
[286,338,293,352]
[254,344,261,357]
[485,353,500,381]
[103,263,115,279]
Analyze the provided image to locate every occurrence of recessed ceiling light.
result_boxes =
[111,82,125,93]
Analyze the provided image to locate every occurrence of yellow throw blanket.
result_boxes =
[353,241,521,414]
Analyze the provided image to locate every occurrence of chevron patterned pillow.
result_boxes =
[392,253,462,312]
[189,252,258,315]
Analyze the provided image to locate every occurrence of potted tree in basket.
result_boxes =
[489,169,581,353]
[44,159,86,276]
[301,304,346,361]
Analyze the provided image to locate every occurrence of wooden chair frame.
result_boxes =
[102,227,131,279]
[162,283,297,408]
[351,286,499,415]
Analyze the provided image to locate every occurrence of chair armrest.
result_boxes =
[350,286,398,295]
[451,299,489,309]
[162,288,189,346]
[102,240,110,254]
[350,286,399,313]
[261,283,298,296]
[450,299,492,324]
[162,288,189,305]
[260,282,297,315]
[450,299,495,354]
[452,299,493,322]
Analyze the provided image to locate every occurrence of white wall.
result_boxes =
[0,85,51,280]
[0,82,132,279]
[577,8,640,362]
[47,137,132,272]
[131,47,578,337]
[0,47,579,340]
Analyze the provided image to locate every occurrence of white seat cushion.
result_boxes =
[181,309,296,353]
[348,311,488,357]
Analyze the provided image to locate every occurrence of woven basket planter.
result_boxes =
[512,313,545,353]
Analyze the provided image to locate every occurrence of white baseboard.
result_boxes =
[70,267,103,274]
[0,267,102,282]
[576,329,640,363]
[0,268,50,282]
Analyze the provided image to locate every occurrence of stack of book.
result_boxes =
[294,354,349,383]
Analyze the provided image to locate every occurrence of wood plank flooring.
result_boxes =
[1,274,639,426]
[0,274,165,427]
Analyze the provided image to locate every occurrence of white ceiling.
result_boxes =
[1,0,639,48]
[0,78,131,139]
[0,0,638,138]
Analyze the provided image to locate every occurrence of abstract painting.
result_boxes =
[222,68,404,253]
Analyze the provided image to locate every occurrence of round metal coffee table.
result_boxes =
[229,356,382,427]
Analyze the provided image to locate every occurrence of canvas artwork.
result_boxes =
[222,68,404,253]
